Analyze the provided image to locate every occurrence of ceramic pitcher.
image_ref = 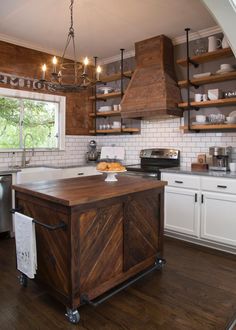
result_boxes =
[208,36,221,52]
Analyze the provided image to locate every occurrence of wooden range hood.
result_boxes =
[121,35,183,119]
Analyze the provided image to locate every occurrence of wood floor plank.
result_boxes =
[0,236,235,329]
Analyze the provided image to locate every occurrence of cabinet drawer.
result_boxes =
[161,173,200,189]
[201,177,236,194]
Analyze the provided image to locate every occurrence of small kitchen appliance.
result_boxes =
[126,148,180,179]
[209,146,232,171]
[86,140,100,162]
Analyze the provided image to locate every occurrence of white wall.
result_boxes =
[201,0,236,56]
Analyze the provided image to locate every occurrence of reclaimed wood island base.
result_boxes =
[13,175,166,324]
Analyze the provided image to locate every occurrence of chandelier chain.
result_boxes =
[39,0,102,91]
[69,0,74,35]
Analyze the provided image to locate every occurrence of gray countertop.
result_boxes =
[0,168,19,175]
[160,167,236,178]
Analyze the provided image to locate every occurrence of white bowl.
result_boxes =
[98,86,113,94]
[98,106,112,112]
[196,115,206,123]
[226,116,236,124]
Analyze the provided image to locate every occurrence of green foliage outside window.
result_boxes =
[0,96,58,149]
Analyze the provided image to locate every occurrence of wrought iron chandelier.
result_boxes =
[40,0,101,92]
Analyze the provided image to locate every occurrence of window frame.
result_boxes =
[0,87,66,152]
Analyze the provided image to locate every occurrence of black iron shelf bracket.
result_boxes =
[188,58,199,68]
[10,208,67,231]
[94,56,98,134]
[80,258,166,307]
[190,82,199,89]
[122,73,132,80]
[120,48,125,128]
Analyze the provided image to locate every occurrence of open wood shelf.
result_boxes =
[89,92,122,101]
[89,127,140,134]
[180,123,236,132]
[176,48,233,66]
[178,71,236,88]
[178,97,236,109]
[89,111,121,117]
[99,70,133,83]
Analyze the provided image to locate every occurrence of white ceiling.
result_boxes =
[0,0,216,61]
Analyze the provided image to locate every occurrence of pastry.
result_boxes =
[107,162,125,171]
[96,162,108,171]
[96,162,125,172]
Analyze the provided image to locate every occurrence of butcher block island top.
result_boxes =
[13,175,167,206]
[13,175,166,324]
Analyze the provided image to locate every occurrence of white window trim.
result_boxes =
[0,87,66,152]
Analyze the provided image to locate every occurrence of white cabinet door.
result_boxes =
[164,186,200,237]
[201,192,236,246]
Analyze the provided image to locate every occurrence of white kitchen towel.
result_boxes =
[101,146,125,160]
[14,212,37,279]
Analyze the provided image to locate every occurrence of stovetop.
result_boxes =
[126,148,180,175]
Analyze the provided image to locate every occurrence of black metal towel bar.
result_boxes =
[10,208,67,231]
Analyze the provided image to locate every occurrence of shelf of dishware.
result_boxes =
[180,123,236,132]
[176,47,233,66]
[178,71,236,88]
[178,97,236,109]
[89,128,140,134]
[89,92,122,101]
[99,70,133,83]
[89,111,121,117]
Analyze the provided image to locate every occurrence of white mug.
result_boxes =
[194,94,202,102]
[202,94,208,101]
[222,35,230,49]
[229,163,236,172]
[208,36,221,52]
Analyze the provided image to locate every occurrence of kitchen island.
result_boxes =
[13,175,166,323]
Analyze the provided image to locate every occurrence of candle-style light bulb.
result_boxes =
[52,56,57,73]
[83,57,89,74]
[42,64,47,80]
[84,57,89,66]
[96,65,102,80]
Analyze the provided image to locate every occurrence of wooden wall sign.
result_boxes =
[0,72,51,91]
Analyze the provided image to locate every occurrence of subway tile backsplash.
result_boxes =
[1,118,236,169]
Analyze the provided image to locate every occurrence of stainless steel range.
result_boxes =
[126,148,180,179]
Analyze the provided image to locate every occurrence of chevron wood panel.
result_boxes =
[124,190,160,271]
[79,203,123,293]
[17,197,69,296]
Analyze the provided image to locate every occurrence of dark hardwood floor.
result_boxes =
[0,235,235,330]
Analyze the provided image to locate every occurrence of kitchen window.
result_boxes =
[0,88,65,151]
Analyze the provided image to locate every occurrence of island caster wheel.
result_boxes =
[66,308,80,324]
[19,273,28,287]
[155,258,166,270]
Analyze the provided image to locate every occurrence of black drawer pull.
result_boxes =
[175,180,183,184]
[77,172,84,176]
[217,185,227,189]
